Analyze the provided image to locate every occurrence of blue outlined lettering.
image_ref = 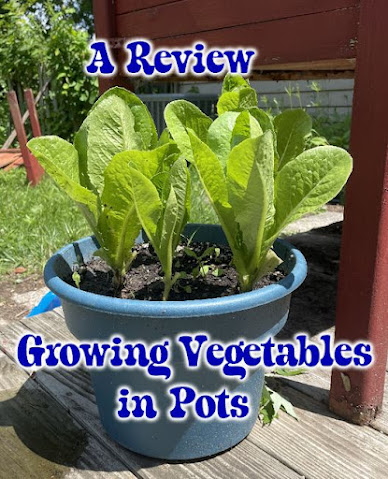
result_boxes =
[16,333,374,375]
[116,387,158,421]
[85,40,116,75]
[168,385,250,421]
[86,39,257,78]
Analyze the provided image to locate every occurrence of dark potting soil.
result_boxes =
[65,242,285,301]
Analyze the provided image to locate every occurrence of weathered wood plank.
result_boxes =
[248,383,388,479]
[116,0,359,42]
[1,315,303,478]
[282,367,388,436]
[268,327,388,435]
[116,6,359,68]
[116,0,184,16]
[0,351,134,478]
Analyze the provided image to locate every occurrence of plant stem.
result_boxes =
[162,272,181,301]
[113,270,124,296]
[240,274,253,293]
[162,278,172,301]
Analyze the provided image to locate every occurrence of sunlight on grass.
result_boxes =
[0,167,217,275]
[0,169,91,275]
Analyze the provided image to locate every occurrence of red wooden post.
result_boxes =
[93,0,135,93]
[24,89,42,137]
[93,0,119,94]
[7,91,44,186]
[329,0,388,424]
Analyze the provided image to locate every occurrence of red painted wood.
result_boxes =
[0,151,22,168]
[7,91,44,185]
[24,89,42,138]
[142,8,359,66]
[116,0,359,41]
[115,0,182,16]
[93,0,120,94]
[329,0,388,424]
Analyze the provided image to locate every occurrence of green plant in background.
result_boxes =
[27,88,181,290]
[43,5,98,139]
[0,1,97,145]
[165,74,353,292]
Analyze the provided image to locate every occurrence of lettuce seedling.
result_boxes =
[27,87,179,289]
[127,158,191,300]
[165,74,353,292]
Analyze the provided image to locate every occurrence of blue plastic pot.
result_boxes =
[44,224,307,460]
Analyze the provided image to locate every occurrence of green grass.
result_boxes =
[0,169,91,275]
[0,167,217,276]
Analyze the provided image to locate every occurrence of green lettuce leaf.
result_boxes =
[217,74,259,116]
[221,73,252,92]
[27,136,98,220]
[89,87,157,151]
[207,111,262,167]
[227,132,274,264]
[164,100,213,162]
[74,93,143,194]
[273,146,353,234]
[97,154,142,277]
[128,158,190,300]
[217,87,258,116]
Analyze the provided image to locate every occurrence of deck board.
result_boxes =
[0,315,303,478]
[0,350,135,478]
[1,313,388,477]
[248,383,388,479]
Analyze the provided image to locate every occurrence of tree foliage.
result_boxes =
[0,0,97,145]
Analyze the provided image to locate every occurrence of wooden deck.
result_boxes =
[0,307,387,478]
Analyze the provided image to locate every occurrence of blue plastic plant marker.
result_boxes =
[27,291,61,317]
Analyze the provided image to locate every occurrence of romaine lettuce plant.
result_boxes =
[28,87,180,290]
[27,75,353,300]
[165,74,353,292]
[128,157,190,300]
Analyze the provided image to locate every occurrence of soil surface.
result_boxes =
[65,242,285,301]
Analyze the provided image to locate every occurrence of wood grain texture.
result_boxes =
[7,91,44,185]
[248,383,388,479]
[0,351,134,478]
[3,314,387,477]
[0,315,302,478]
[116,7,359,68]
[0,151,23,169]
[115,0,180,16]
[116,0,359,42]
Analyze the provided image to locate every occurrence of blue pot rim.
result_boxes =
[44,233,307,319]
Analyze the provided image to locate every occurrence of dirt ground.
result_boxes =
[0,274,46,327]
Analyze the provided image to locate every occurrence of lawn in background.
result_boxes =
[0,169,91,275]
